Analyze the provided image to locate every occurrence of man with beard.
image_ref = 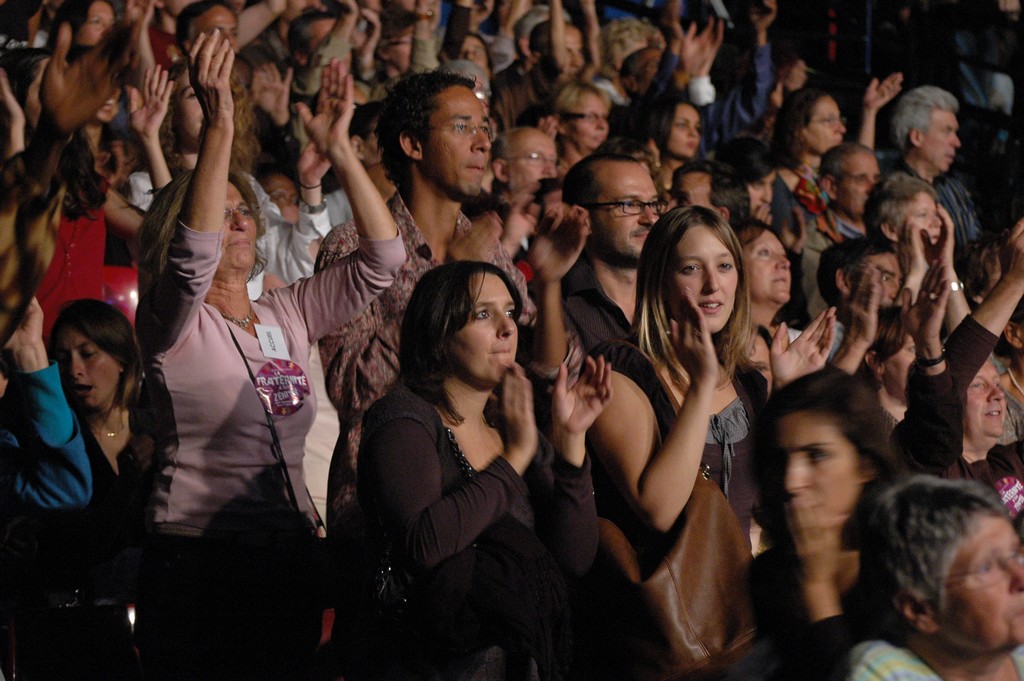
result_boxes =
[561,153,665,351]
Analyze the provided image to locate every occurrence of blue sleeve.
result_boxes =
[0,363,92,514]
[700,43,774,155]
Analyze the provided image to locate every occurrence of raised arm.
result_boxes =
[1,299,92,514]
[857,72,902,150]
[128,65,174,190]
[589,293,717,533]
[296,63,397,242]
[181,31,235,234]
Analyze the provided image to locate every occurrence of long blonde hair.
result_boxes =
[633,206,753,389]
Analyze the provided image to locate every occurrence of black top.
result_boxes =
[587,340,767,555]
[563,254,632,354]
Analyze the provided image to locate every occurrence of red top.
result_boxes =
[38,209,107,341]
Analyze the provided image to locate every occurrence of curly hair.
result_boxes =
[159,60,259,176]
[598,18,659,79]
[770,87,832,170]
[376,70,476,189]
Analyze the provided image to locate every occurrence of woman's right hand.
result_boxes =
[501,364,538,475]
[188,30,234,126]
[900,260,949,360]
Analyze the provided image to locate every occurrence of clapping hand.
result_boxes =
[527,205,590,285]
[551,356,612,466]
[501,364,539,474]
[770,307,836,390]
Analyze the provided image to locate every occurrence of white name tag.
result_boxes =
[255,324,290,360]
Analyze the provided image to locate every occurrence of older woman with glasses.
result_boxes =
[850,476,1024,681]
[133,33,405,680]
[554,81,611,173]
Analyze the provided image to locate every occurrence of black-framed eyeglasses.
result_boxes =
[581,199,667,216]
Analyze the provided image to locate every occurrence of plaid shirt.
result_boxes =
[315,192,541,535]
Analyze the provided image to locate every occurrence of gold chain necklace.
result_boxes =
[1008,367,1024,400]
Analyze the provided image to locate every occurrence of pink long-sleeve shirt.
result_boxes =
[137,224,406,535]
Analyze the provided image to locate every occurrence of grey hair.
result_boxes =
[819,142,876,181]
[859,475,1007,613]
[864,171,937,242]
[890,86,959,154]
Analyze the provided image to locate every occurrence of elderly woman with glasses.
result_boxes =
[849,476,1024,681]
[554,81,611,173]
[133,33,405,680]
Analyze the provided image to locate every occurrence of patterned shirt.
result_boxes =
[848,640,1024,680]
[315,192,538,536]
[897,159,982,246]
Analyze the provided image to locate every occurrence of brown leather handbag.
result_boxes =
[581,470,756,681]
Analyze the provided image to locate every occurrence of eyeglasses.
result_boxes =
[433,121,495,142]
[810,114,847,127]
[224,205,254,222]
[582,199,667,216]
[510,152,558,166]
[561,112,609,124]
[946,546,1024,588]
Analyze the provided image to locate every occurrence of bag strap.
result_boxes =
[225,324,326,538]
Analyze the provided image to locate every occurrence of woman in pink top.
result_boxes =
[133,34,405,680]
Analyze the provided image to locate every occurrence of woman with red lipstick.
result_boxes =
[356,261,610,679]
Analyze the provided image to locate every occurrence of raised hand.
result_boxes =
[501,364,538,474]
[670,289,719,387]
[0,68,26,158]
[40,11,143,136]
[750,0,778,40]
[679,18,724,77]
[527,205,590,284]
[779,207,808,254]
[296,59,354,160]
[4,298,48,373]
[251,63,293,127]
[770,307,836,389]
[900,260,949,350]
[552,356,613,436]
[188,30,234,125]
[862,72,903,113]
[845,264,882,347]
[129,65,173,142]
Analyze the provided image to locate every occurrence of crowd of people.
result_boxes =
[2,0,1024,679]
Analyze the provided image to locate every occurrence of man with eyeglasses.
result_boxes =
[490,127,560,258]
[562,153,664,351]
[891,85,981,246]
[800,142,880,316]
[851,476,1024,681]
[315,72,583,605]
